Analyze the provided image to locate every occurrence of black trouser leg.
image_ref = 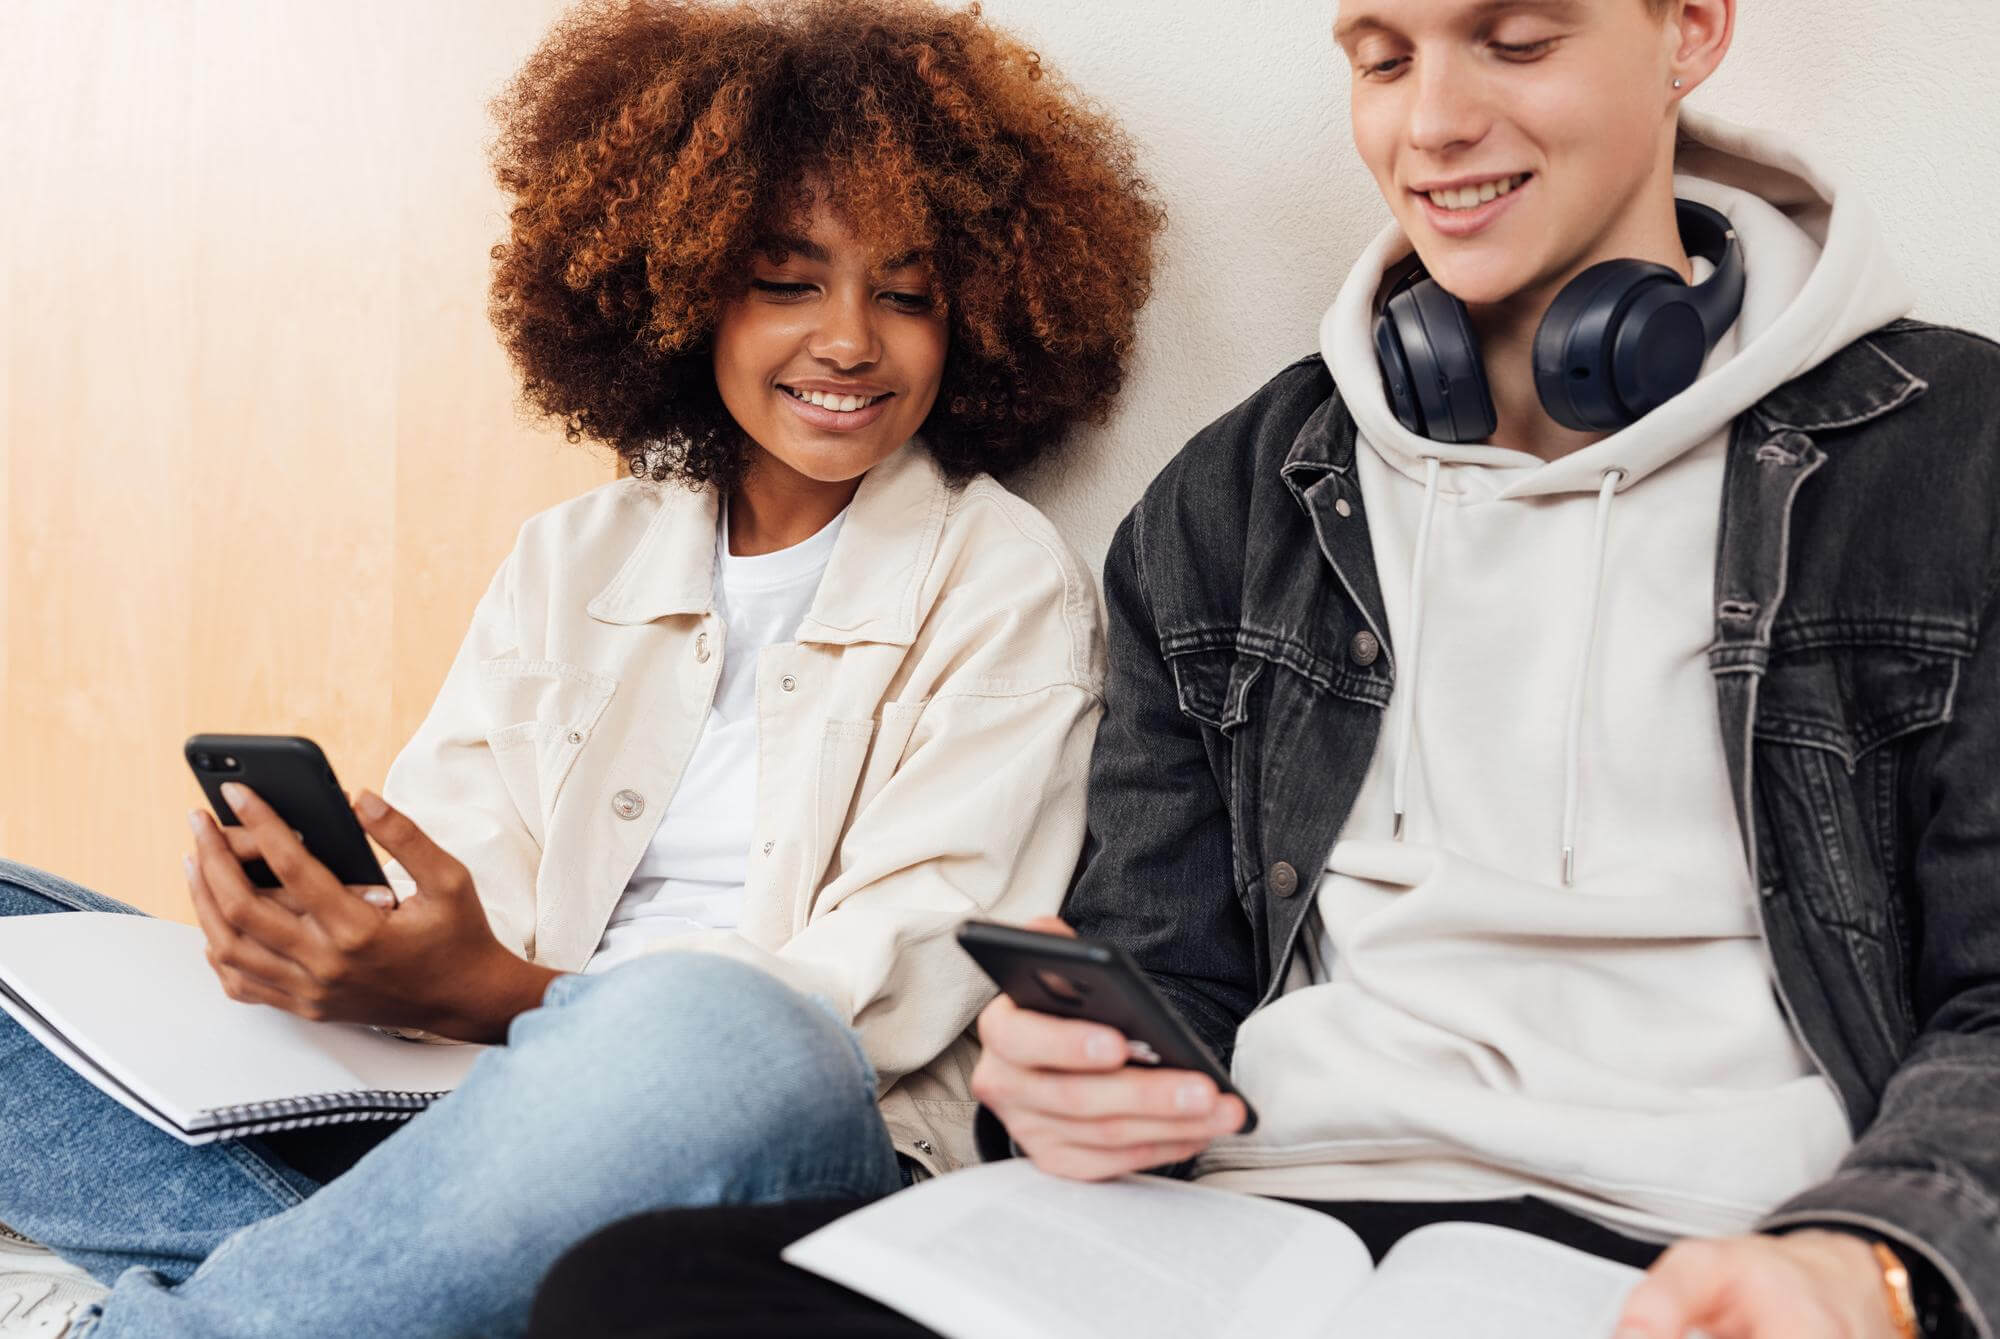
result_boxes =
[529,1192,1666,1337]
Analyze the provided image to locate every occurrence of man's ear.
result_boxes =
[1667,0,1735,98]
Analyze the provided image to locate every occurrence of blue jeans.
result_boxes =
[0,858,903,1338]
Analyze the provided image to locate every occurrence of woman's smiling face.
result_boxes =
[711,193,949,489]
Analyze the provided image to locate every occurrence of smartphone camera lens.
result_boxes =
[195,752,215,770]
[221,755,238,770]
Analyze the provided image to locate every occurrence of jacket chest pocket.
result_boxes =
[1164,644,1270,900]
[1165,645,1265,734]
[477,659,618,845]
[1753,639,1959,769]
[1751,638,1959,1030]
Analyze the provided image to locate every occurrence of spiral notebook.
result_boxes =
[0,912,485,1144]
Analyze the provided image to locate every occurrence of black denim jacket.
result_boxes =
[1063,319,1999,1335]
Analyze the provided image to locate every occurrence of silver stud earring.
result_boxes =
[1672,78,1684,89]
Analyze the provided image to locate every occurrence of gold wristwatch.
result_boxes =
[1872,1241,1920,1339]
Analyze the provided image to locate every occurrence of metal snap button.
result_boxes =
[1348,630,1380,667]
[762,840,774,855]
[611,789,645,820]
[694,632,711,664]
[1270,861,1299,897]
[780,675,797,692]
[914,1139,936,1156]
[566,730,584,745]
[1334,498,1352,518]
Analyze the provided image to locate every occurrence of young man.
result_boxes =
[524,1,1996,1335]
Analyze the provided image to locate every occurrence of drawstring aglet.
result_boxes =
[1393,810,1406,841]
[1561,845,1575,887]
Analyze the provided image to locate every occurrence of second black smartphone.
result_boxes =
[957,920,1257,1133]
[185,734,388,889]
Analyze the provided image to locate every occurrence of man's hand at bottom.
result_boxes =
[1616,1229,1906,1339]
[968,917,1247,1180]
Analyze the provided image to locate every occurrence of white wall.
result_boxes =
[977,0,2000,572]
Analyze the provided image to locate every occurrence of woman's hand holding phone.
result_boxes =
[968,917,1249,1181]
[183,783,562,1044]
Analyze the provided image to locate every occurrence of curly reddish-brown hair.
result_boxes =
[488,0,1164,487]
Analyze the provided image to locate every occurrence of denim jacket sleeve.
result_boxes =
[1762,564,2000,1339]
[1059,505,1260,1069]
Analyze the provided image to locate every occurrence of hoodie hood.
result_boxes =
[1321,107,1914,499]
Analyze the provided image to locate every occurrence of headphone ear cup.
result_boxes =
[1610,284,1707,420]
[1377,275,1496,443]
[1533,258,1681,431]
[1373,308,1427,435]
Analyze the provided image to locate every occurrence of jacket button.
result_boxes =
[914,1139,936,1156]
[1334,498,1352,518]
[1270,861,1299,897]
[1348,630,1380,667]
[781,675,797,692]
[611,789,645,820]
[694,633,711,664]
[566,730,584,745]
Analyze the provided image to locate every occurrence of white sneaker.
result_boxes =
[0,1227,107,1339]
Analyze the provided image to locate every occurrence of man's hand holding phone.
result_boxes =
[184,782,561,1044]
[967,917,1249,1181]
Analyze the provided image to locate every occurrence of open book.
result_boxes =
[0,912,484,1144]
[783,1160,1646,1339]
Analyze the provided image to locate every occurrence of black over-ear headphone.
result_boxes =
[1372,198,1744,442]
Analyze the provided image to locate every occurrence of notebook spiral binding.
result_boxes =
[196,1089,447,1137]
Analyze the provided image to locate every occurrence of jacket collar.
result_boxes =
[585,442,949,648]
[1280,321,1926,486]
[1747,326,1928,433]
[1280,388,1356,495]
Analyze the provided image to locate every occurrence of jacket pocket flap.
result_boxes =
[1754,642,1960,765]
[475,658,618,734]
[1165,647,1264,733]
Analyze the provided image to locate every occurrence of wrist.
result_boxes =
[435,952,565,1043]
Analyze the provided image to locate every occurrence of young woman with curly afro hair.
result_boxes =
[0,2,1160,1336]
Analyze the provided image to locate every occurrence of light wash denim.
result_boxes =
[0,857,903,1338]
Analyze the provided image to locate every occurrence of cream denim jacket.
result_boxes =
[379,444,1103,1172]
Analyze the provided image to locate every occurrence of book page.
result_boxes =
[1339,1220,1644,1339]
[783,1159,1372,1339]
[0,913,481,1138]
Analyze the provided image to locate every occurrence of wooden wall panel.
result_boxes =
[1,2,606,919]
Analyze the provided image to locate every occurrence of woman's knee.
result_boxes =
[515,952,886,1153]
[0,858,135,917]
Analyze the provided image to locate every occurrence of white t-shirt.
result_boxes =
[584,505,846,974]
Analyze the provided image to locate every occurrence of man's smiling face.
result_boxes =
[1337,0,1682,310]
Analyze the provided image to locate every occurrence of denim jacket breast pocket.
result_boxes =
[1752,628,1964,1041]
[476,658,618,847]
[1163,634,1270,891]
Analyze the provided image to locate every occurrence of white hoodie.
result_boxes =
[1195,112,1915,1241]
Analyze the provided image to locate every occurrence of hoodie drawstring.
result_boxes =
[1390,462,1625,886]
[1560,469,1625,885]
[1390,456,1442,841]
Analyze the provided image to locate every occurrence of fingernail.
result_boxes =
[187,808,206,836]
[219,782,247,813]
[1174,1081,1214,1114]
[182,854,195,880]
[357,790,387,820]
[1083,1033,1120,1065]
[362,888,394,909]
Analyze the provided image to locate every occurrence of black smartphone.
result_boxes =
[184,734,388,889]
[957,920,1257,1134]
